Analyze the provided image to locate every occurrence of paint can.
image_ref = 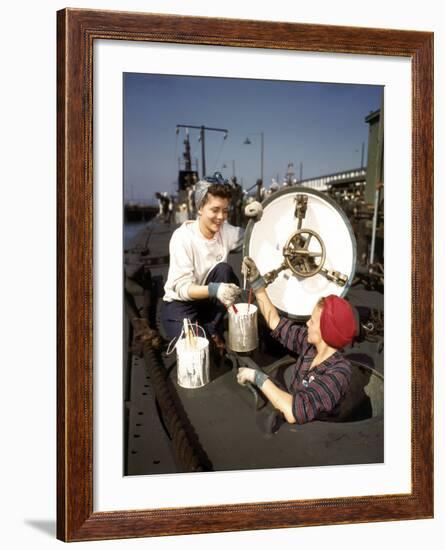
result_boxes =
[227,303,259,353]
[167,322,210,389]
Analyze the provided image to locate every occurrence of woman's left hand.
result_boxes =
[237,367,255,385]
[244,200,263,220]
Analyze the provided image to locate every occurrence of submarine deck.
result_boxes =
[124,219,384,476]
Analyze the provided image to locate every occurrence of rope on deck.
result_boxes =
[142,346,205,472]
[125,293,206,472]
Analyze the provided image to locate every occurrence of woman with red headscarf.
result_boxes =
[238,257,358,431]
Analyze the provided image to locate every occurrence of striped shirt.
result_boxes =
[270,317,352,424]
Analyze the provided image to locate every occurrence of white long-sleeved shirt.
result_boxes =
[163,220,244,302]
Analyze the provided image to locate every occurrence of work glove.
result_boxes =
[237,367,269,389]
[208,282,241,308]
[242,256,266,291]
[244,200,263,221]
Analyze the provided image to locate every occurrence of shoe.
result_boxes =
[210,334,226,357]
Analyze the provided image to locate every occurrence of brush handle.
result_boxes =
[247,288,253,313]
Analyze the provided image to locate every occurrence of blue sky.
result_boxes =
[124,73,382,203]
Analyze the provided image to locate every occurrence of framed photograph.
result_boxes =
[57,8,433,542]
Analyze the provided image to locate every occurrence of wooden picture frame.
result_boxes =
[57,8,433,542]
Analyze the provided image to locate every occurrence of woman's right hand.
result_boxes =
[242,257,265,290]
[216,283,241,307]
[242,257,280,330]
[208,282,241,307]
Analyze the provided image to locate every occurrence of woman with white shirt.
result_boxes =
[161,179,261,355]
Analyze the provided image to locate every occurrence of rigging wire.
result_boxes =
[245,180,259,192]
[212,133,228,174]
[174,130,179,171]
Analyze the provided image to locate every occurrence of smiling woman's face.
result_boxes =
[198,194,230,238]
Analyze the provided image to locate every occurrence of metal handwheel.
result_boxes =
[283,228,326,278]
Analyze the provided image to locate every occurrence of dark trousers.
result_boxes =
[161,262,239,339]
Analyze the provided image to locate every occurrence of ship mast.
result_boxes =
[176,124,228,178]
[183,128,192,171]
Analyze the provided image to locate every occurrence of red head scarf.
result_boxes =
[319,295,358,349]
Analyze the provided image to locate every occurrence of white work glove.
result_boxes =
[242,256,266,291]
[237,367,255,385]
[237,367,269,388]
[208,282,241,308]
[244,200,263,221]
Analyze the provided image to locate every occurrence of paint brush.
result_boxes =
[188,319,196,348]
[224,303,238,314]
[241,261,247,291]
[247,288,253,313]
[183,318,191,348]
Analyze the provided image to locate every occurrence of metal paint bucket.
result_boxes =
[173,323,210,388]
[227,303,259,353]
